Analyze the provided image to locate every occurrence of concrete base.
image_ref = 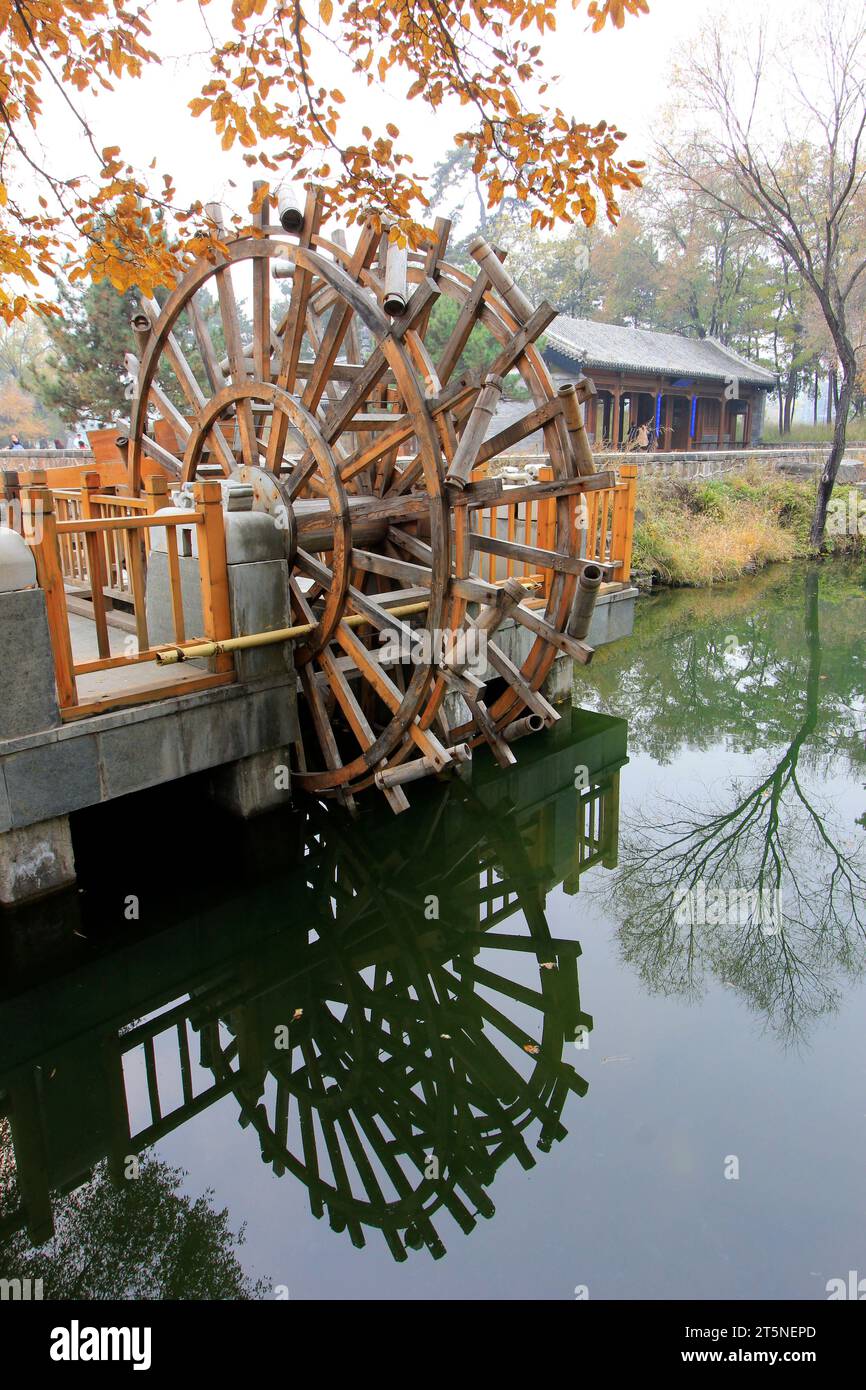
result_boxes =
[210,746,294,818]
[0,588,60,739]
[0,815,76,906]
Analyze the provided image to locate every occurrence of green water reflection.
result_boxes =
[0,560,863,1298]
[0,711,625,1289]
[579,562,865,1041]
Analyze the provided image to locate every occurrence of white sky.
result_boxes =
[28,0,792,235]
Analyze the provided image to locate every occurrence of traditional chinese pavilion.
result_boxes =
[543,317,777,451]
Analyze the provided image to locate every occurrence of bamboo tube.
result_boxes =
[131,312,151,358]
[558,380,596,477]
[441,574,523,671]
[468,236,534,322]
[444,374,503,489]
[502,713,545,742]
[383,240,408,317]
[374,754,441,790]
[374,743,471,789]
[567,562,603,641]
[275,182,303,233]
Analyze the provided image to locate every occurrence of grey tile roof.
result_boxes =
[545,316,777,388]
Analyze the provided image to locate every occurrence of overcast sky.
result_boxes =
[33,0,782,235]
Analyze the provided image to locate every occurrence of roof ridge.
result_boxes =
[546,314,776,385]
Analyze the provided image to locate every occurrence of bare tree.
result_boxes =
[660,0,866,544]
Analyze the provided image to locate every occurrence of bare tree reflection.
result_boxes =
[610,569,866,1041]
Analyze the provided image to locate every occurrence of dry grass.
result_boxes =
[631,464,857,586]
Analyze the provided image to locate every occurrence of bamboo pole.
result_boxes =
[468,236,534,323]
[558,381,596,477]
[383,240,408,317]
[444,374,503,488]
[152,600,433,665]
[567,562,603,641]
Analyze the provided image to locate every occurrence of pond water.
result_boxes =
[1,561,863,1300]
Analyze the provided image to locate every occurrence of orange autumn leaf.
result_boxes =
[0,0,648,321]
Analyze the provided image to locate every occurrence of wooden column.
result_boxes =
[80,471,111,659]
[611,388,621,447]
[611,463,637,581]
[663,395,673,451]
[588,394,599,442]
[193,480,233,674]
[144,473,169,514]
[21,482,77,709]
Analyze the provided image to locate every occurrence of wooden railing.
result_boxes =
[21,477,234,720]
[470,462,637,593]
[10,459,638,721]
[50,473,170,607]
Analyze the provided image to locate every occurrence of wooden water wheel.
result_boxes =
[127,186,609,810]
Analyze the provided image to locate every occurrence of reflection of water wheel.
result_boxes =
[203,788,591,1259]
[127,188,603,808]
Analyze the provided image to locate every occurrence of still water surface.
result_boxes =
[1,562,863,1299]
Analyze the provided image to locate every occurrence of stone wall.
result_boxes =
[0,450,93,471]
[506,444,866,482]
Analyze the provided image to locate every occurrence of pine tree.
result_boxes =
[36,278,138,427]
[34,279,237,429]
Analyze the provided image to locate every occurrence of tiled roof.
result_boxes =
[545,316,777,388]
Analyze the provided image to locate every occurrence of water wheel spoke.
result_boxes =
[251,180,271,384]
[301,224,378,415]
[485,639,560,726]
[187,294,224,395]
[207,205,258,469]
[139,295,235,472]
[315,645,410,814]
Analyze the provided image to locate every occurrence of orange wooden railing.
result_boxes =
[470,461,637,594]
[20,477,234,719]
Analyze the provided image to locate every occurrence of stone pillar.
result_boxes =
[208,505,296,816]
[0,527,77,905]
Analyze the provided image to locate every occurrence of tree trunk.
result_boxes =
[825,367,836,425]
[813,369,818,424]
[810,364,854,548]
